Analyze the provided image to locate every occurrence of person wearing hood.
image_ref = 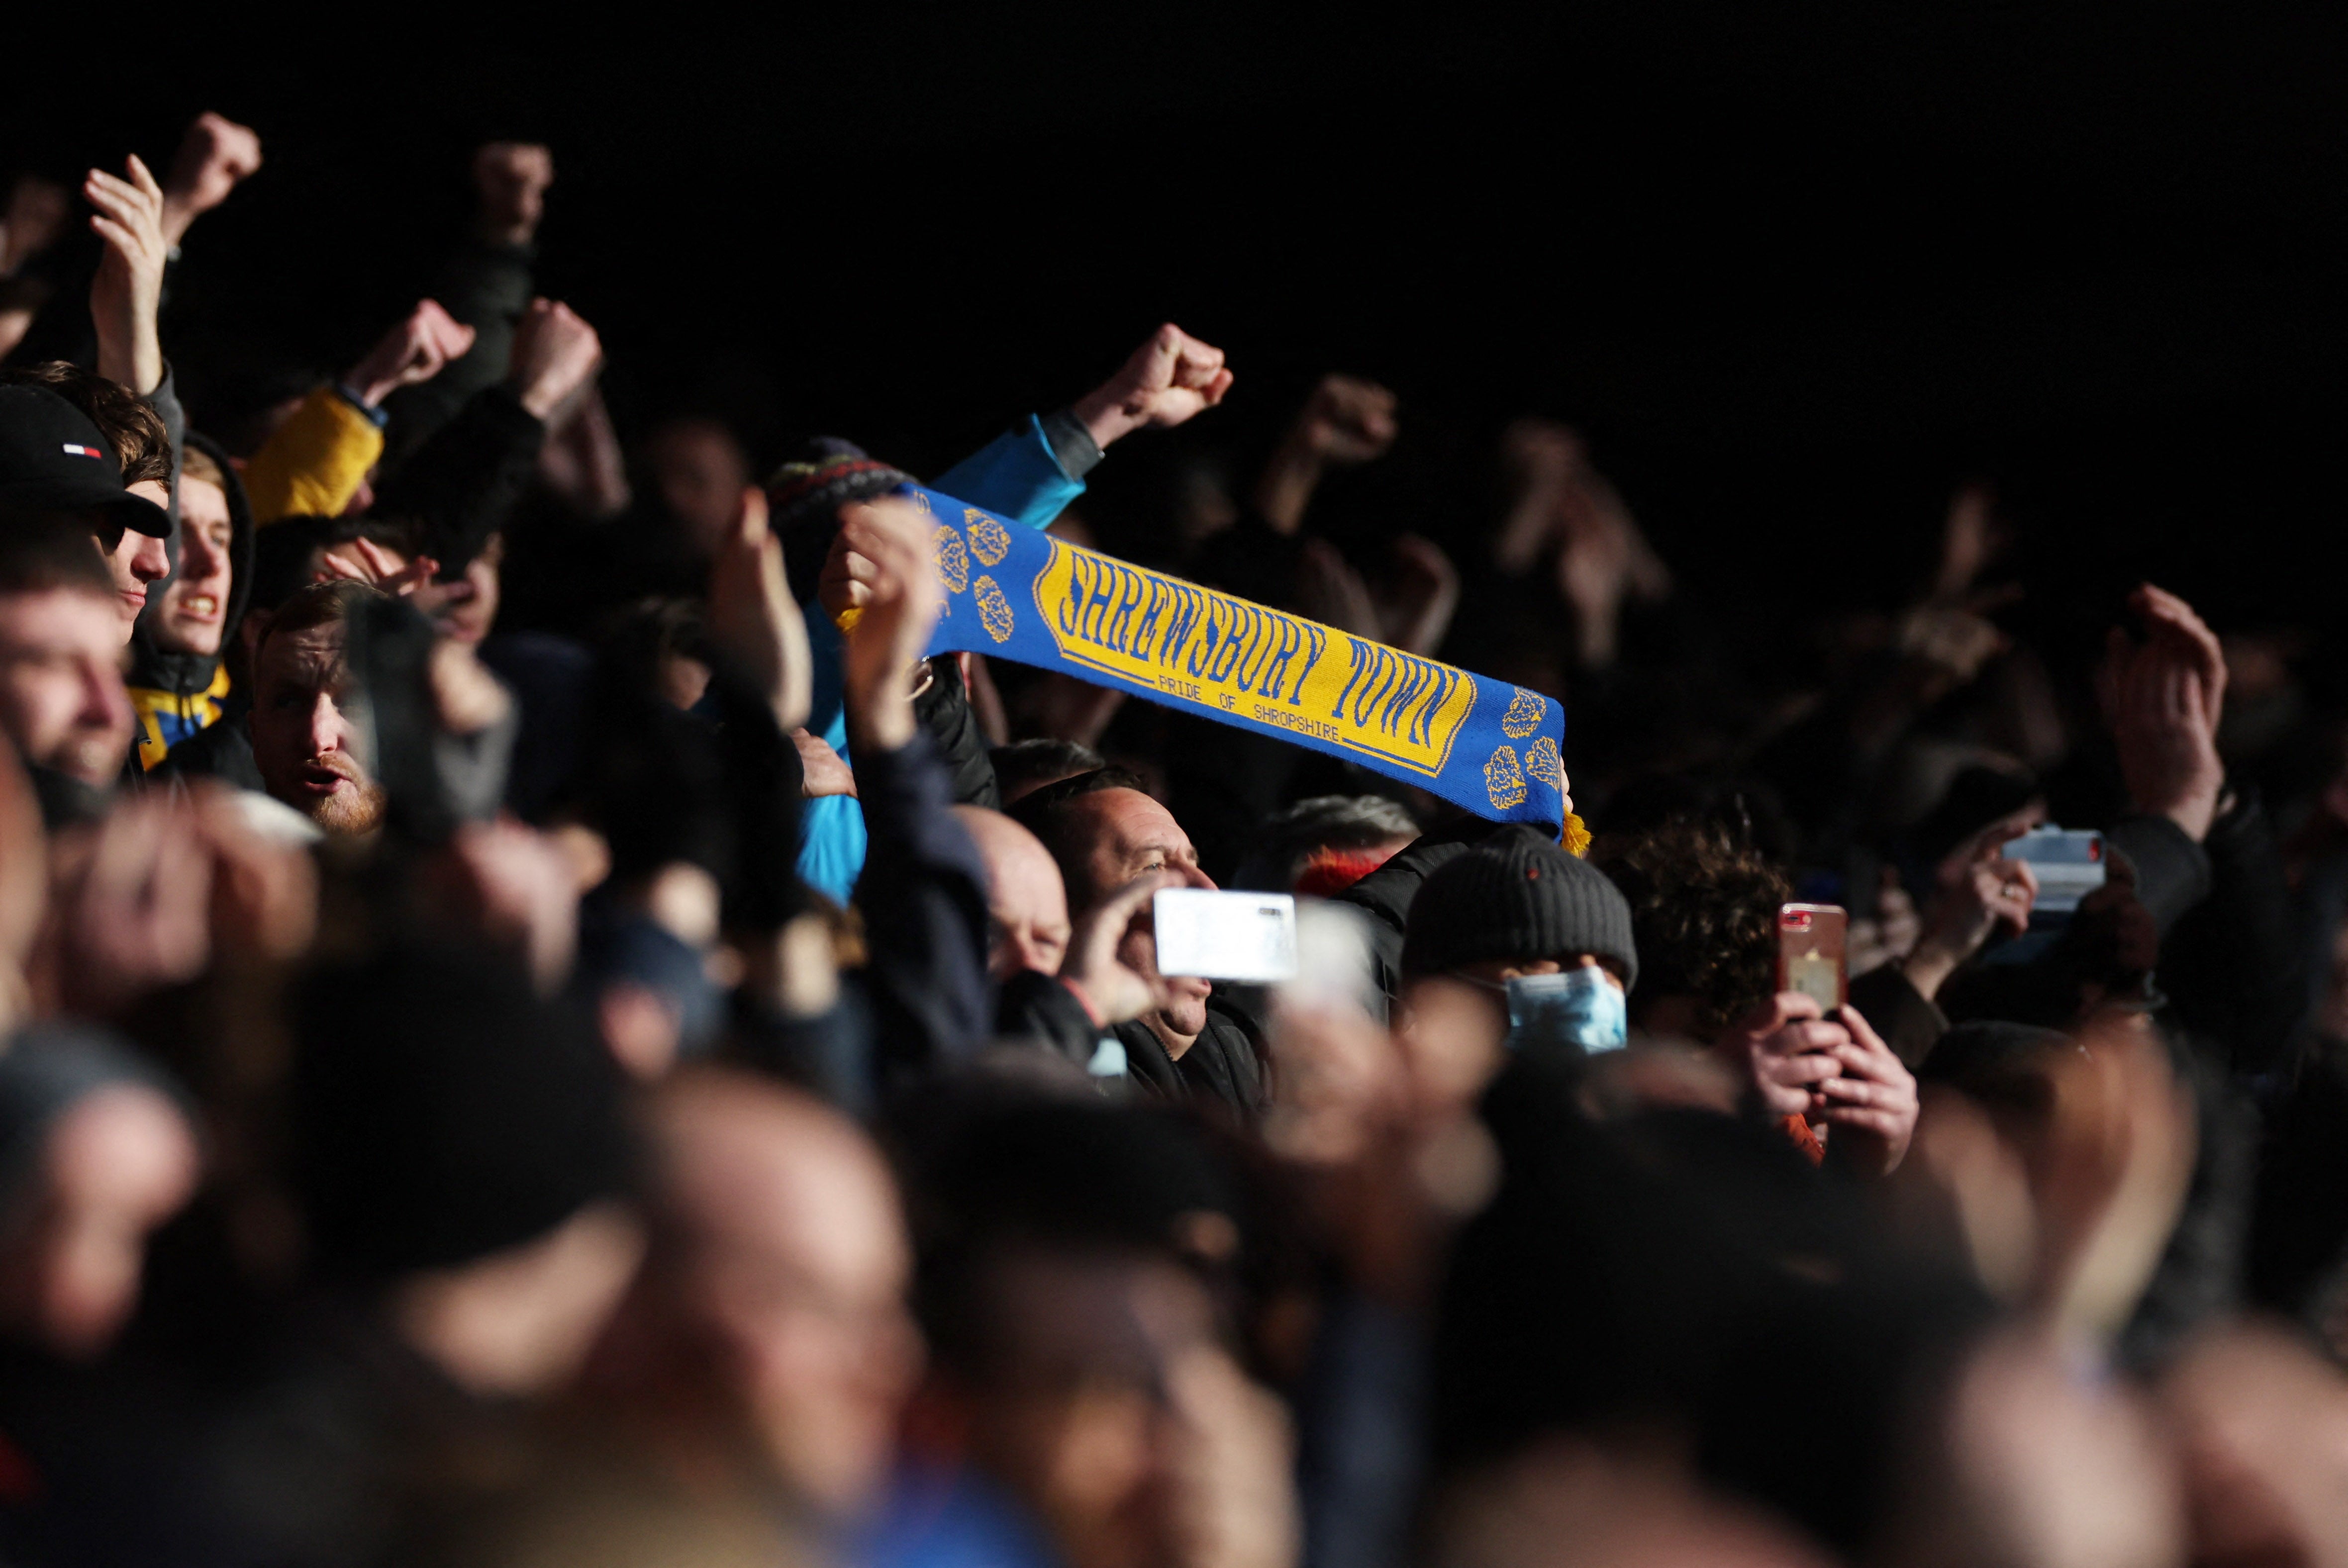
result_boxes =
[126,433,254,771]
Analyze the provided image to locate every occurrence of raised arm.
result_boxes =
[1253,373,1397,535]
[240,300,476,523]
[372,297,601,569]
[838,498,993,1079]
[2100,583,2227,933]
[706,486,812,735]
[85,155,168,397]
[157,112,263,251]
[930,321,1235,529]
[1069,321,1235,451]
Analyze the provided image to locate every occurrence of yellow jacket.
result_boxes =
[240,387,384,524]
[127,663,233,770]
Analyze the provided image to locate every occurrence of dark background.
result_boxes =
[8,8,2347,646]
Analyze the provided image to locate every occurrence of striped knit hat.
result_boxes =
[766,437,912,599]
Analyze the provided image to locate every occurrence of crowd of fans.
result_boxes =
[1,110,2347,1568]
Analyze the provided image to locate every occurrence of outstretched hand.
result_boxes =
[85,155,168,394]
[425,637,513,738]
[707,486,812,733]
[837,497,944,752]
[344,299,478,409]
[1072,323,1234,450]
[1293,538,1380,639]
[160,112,263,247]
[2100,583,2227,841]
[1493,418,1583,572]
[1931,482,2009,603]
[315,536,443,597]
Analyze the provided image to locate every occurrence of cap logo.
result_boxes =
[61,443,105,460]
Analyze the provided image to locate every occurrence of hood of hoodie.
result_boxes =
[129,429,257,699]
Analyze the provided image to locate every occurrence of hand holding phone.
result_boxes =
[1062,872,1176,1025]
[1724,989,1851,1121]
[1903,821,2042,997]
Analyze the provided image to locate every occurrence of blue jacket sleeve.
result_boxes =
[793,615,866,903]
[929,413,1090,530]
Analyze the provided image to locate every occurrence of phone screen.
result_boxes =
[1153,889,1299,983]
[1776,904,1848,1011]
[2007,826,2105,915]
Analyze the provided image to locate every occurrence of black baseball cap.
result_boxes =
[0,383,172,538]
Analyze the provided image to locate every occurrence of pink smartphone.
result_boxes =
[1776,904,1848,1012]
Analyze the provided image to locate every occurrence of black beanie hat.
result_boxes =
[291,940,633,1279]
[1401,825,1639,987]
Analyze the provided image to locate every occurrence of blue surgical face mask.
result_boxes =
[1503,966,1628,1055]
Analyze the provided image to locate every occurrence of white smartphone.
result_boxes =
[1152,888,1299,983]
[2007,826,2106,915]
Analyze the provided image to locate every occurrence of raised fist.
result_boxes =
[1257,372,1399,532]
[474,143,554,246]
[1293,374,1397,466]
[506,298,602,421]
[344,299,478,408]
[1073,322,1235,449]
[160,112,263,246]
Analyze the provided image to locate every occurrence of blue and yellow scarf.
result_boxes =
[912,486,1577,839]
